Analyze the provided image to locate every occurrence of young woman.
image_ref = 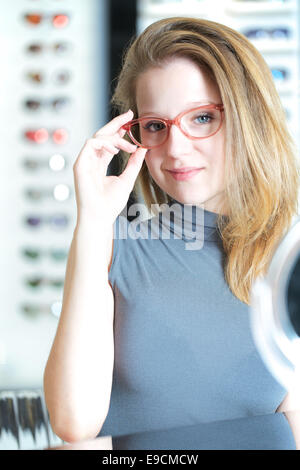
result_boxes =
[43,17,300,447]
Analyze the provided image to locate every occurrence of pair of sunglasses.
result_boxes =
[25,214,69,229]
[22,247,68,262]
[21,301,62,318]
[24,128,68,145]
[244,27,291,40]
[25,276,64,289]
[26,70,71,85]
[23,13,70,28]
[22,154,67,172]
[24,184,71,202]
[23,97,70,112]
[26,42,71,55]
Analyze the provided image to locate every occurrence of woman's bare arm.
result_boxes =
[43,110,146,444]
[276,367,300,449]
[43,221,115,443]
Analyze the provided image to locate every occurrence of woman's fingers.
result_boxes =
[73,110,145,225]
[90,135,137,155]
[118,127,127,138]
[94,110,134,137]
[74,110,139,179]
[119,147,147,191]
[88,138,119,154]
[89,136,138,177]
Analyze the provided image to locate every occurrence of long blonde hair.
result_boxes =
[111,17,300,305]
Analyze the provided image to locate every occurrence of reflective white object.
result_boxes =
[250,217,300,389]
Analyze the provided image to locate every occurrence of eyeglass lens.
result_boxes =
[271,68,288,81]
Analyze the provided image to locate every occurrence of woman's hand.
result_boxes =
[73,109,147,226]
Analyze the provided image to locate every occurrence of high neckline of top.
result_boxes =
[167,197,226,228]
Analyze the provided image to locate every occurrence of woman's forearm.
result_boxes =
[43,221,114,443]
[282,411,300,450]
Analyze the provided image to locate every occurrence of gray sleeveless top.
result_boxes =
[98,198,288,439]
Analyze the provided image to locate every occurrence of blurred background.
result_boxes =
[0,0,299,449]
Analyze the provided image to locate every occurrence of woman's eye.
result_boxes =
[143,121,165,132]
[195,114,212,124]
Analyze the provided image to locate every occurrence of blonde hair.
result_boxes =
[111,17,300,305]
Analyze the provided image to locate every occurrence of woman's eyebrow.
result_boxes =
[138,101,218,117]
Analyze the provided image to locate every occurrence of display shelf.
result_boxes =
[225,0,297,16]
[0,0,109,390]
[138,0,211,18]
[245,39,298,54]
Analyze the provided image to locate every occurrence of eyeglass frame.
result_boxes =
[122,103,225,149]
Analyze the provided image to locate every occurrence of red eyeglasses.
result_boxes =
[23,13,70,28]
[24,128,69,145]
[122,103,224,149]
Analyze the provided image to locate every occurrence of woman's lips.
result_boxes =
[166,168,204,181]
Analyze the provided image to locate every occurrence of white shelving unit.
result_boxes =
[0,0,108,389]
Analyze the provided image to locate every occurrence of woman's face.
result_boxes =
[136,56,227,214]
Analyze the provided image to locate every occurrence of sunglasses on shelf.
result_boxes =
[244,27,291,40]
[26,70,71,85]
[21,301,62,318]
[22,154,67,172]
[24,128,69,145]
[24,184,71,202]
[271,68,289,81]
[24,214,69,229]
[21,247,68,262]
[23,97,71,112]
[23,13,70,28]
[25,41,72,55]
[25,276,64,289]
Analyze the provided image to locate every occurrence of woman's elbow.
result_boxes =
[49,413,104,444]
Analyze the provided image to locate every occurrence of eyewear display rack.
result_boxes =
[0,0,108,389]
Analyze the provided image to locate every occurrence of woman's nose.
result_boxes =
[164,123,192,156]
